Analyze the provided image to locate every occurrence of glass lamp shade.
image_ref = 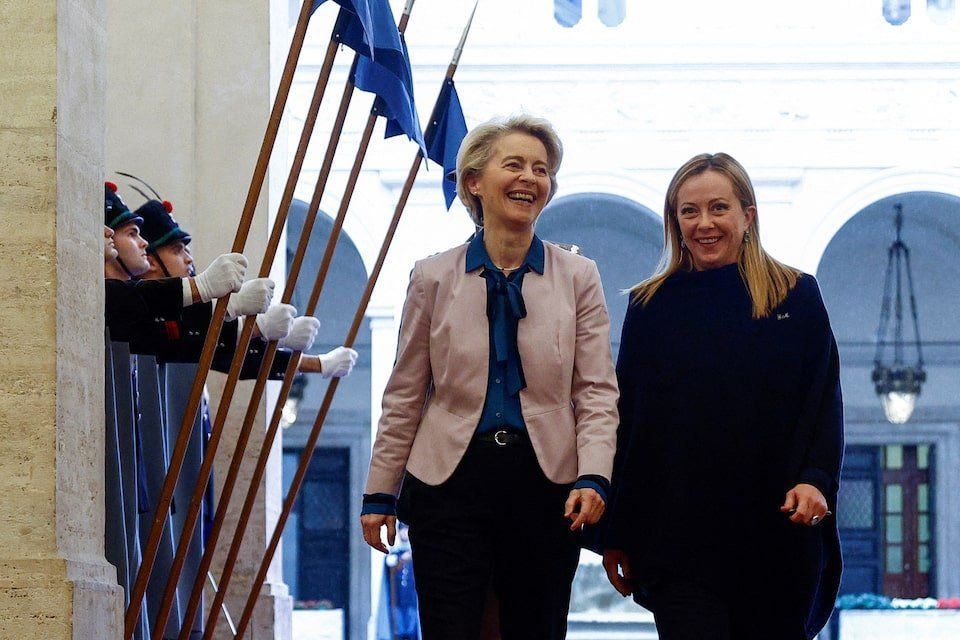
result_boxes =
[872,363,926,424]
[881,391,918,424]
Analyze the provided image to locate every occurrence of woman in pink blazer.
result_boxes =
[361,114,619,639]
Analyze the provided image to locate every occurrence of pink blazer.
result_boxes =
[365,240,619,496]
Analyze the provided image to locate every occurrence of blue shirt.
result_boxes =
[465,231,544,435]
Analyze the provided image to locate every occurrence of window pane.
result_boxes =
[554,0,582,27]
[838,479,875,529]
[918,444,930,469]
[886,484,903,513]
[919,514,930,543]
[885,445,903,469]
[927,0,956,26]
[887,545,903,574]
[302,480,346,531]
[919,544,930,573]
[598,0,626,27]
[886,514,903,543]
[882,0,911,26]
[918,483,929,512]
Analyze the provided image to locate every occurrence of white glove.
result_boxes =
[319,346,358,379]
[255,303,296,341]
[278,316,321,351]
[193,253,248,302]
[225,277,275,321]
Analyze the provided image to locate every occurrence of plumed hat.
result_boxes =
[104,181,143,229]
[135,199,191,252]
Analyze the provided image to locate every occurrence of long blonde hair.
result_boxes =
[631,153,799,319]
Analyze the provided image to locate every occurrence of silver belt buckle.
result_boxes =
[493,429,509,446]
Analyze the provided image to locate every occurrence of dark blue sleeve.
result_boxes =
[150,303,239,365]
[361,493,397,517]
[105,277,184,343]
[794,276,844,504]
[230,340,297,380]
[583,296,644,554]
[574,474,610,504]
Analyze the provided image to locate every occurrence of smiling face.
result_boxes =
[675,169,755,271]
[467,132,552,234]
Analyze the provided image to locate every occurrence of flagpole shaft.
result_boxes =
[218,101,377,639]
[176,56,363,640]
[228,8,471,624]
[198,64,369,640]
[235,129,430,637]
[200,354,302,640]
[122,1,315,635]
[148,33,341,638]
[230,51,465,632]
[225,0,455,632]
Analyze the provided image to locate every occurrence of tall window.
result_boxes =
[882,444,934,597]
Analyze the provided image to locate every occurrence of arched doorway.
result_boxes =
[281,200,372,640]
[817,191,960,600]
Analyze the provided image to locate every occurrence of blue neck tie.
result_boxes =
[482,267,528,396]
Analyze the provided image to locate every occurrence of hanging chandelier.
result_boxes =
[871,203,926,424]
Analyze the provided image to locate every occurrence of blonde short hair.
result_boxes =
[455,114,563,226]
[631,152,800,319]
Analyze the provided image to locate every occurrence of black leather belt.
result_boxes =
[476,429,527,447]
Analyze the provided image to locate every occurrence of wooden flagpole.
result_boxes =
[172,52,364,639]
[225,7,477,637]
[123,1,317,636]
[149,34,345,639]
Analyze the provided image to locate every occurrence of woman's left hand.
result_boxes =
[780,483,830,526]
[564,488,605,531]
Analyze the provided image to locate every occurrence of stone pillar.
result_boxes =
[0,0,124,638]
[104,0,292,637]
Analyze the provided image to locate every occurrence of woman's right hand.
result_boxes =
[361,514,397,554]
[602,549,633,597]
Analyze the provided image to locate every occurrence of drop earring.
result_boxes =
[743,230,751,244]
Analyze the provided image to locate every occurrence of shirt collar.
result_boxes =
[465,230,545,275]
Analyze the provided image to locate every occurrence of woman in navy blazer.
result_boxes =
[602,153,843,640]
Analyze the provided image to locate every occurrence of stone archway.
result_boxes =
[537,192,663,355]
[816,191,960,599]
[803,169,960,272]
[281,200,372,640]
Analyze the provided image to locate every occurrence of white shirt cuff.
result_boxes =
[182,278,194,307]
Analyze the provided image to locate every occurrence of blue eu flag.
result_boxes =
[329,4,426,153]
[355,33,426,154]
[313,1,386,58]
[425,79,467,210]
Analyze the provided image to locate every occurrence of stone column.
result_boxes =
[0,0,124,638]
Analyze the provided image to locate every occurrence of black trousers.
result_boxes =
[641,574,807,640]
[398,435,580,640]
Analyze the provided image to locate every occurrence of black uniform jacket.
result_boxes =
[105,278,294,379]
